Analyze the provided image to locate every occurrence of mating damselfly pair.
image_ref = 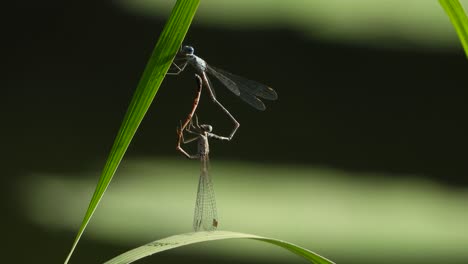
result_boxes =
[171,45,277,231]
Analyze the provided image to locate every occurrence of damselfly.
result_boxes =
[169,45,278,140]
[177,114,230,231]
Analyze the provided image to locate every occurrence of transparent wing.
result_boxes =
[206,65,240,96]
[193,155,218,231]
[206,66,264,110]
[210,66,278,100]
[207,66,278,107]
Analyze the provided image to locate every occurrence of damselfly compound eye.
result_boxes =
[182,45,194,55]
[201,124,213,132]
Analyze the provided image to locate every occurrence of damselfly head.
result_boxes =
[200,124,213,133]
[181,45,194,56]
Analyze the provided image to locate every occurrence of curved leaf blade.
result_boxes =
[104,231,335,264]
[439,0,468,58]
[64,1,200,263]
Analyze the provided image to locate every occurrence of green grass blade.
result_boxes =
[104,231,335,264]
[440,0,468,58]
[64,1,200,263]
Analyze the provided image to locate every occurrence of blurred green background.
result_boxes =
[3,0,468,263]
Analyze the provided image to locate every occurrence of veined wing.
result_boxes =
[210,66,277,100]
[206,66,264,110]
[208,66,278,107]
[206,65,240,96]
[193,155,218,231]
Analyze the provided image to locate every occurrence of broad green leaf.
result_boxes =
[64,0,200,263]
[440,0,468,58]
[104,231,335,264]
